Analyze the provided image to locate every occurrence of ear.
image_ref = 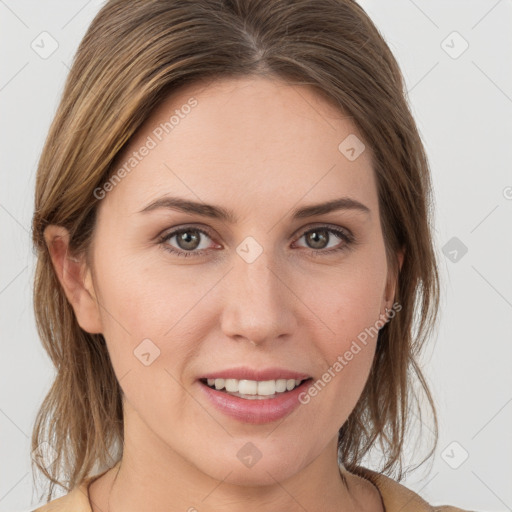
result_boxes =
[383,246,405,308]
[43,225,103,334]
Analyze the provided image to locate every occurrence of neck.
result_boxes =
[88,404,381,512]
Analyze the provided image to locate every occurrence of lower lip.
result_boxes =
[198,379,312,424]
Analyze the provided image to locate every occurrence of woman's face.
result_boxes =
[65,76,401,485]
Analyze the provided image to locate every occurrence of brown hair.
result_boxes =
[31,0,440,502]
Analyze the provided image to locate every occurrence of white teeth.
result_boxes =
[225,379,239,392]
[204,377,305,395]
[257,380,276,396]
[238,380,258,395]
[275,379,287,393]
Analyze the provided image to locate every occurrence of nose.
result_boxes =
[220,249,297,347]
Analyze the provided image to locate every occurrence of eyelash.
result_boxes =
[157,225,355,258]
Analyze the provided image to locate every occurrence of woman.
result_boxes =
[30,0,471,510]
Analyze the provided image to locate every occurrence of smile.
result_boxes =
[198,378,314,424]
[201,377,308,398]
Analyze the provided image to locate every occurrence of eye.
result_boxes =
[293,225,354,255]
[158,227,218,257]
[158,224,355,258]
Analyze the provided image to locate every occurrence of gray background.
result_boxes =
[1,1,511,511]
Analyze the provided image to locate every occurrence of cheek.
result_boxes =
[299,255,386,410]
[91,249,215,386]
[93,247,200,335]
[300,291,381,432]
[307,256,386,345]
[334,275,384,344]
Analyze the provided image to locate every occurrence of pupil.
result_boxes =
[178,230,200,250]
[307,230,328,249]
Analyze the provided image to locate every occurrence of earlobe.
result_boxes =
[43,225,103,334]
[383,246,405,312]
[397,247,405,273]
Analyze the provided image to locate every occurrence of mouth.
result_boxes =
[198,377,313,400]
[197,376,314,424]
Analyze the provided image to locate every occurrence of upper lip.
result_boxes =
[199,366,311,382]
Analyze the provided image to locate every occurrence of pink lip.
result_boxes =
[199,366,311,381]
[197,379,312,424]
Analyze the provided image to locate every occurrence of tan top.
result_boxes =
[31,462,471,512]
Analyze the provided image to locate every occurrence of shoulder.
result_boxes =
[31,461,119,512]
[341,464,474,512]
[31,480,92,512]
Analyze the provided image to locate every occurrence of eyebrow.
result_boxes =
[138,195,371,222]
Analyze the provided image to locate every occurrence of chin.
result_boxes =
[192,443,304,487]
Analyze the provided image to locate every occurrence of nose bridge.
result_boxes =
[220,245,296,345]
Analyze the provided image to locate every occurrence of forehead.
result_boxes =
[100,76,378,220]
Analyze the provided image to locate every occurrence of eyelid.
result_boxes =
[292,222,353,240]
[158,222,353,241]
[158,224,220,248]
[157,223,217,242]
[158,222,355,257]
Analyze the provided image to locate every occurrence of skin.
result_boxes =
[45,76,404,512]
